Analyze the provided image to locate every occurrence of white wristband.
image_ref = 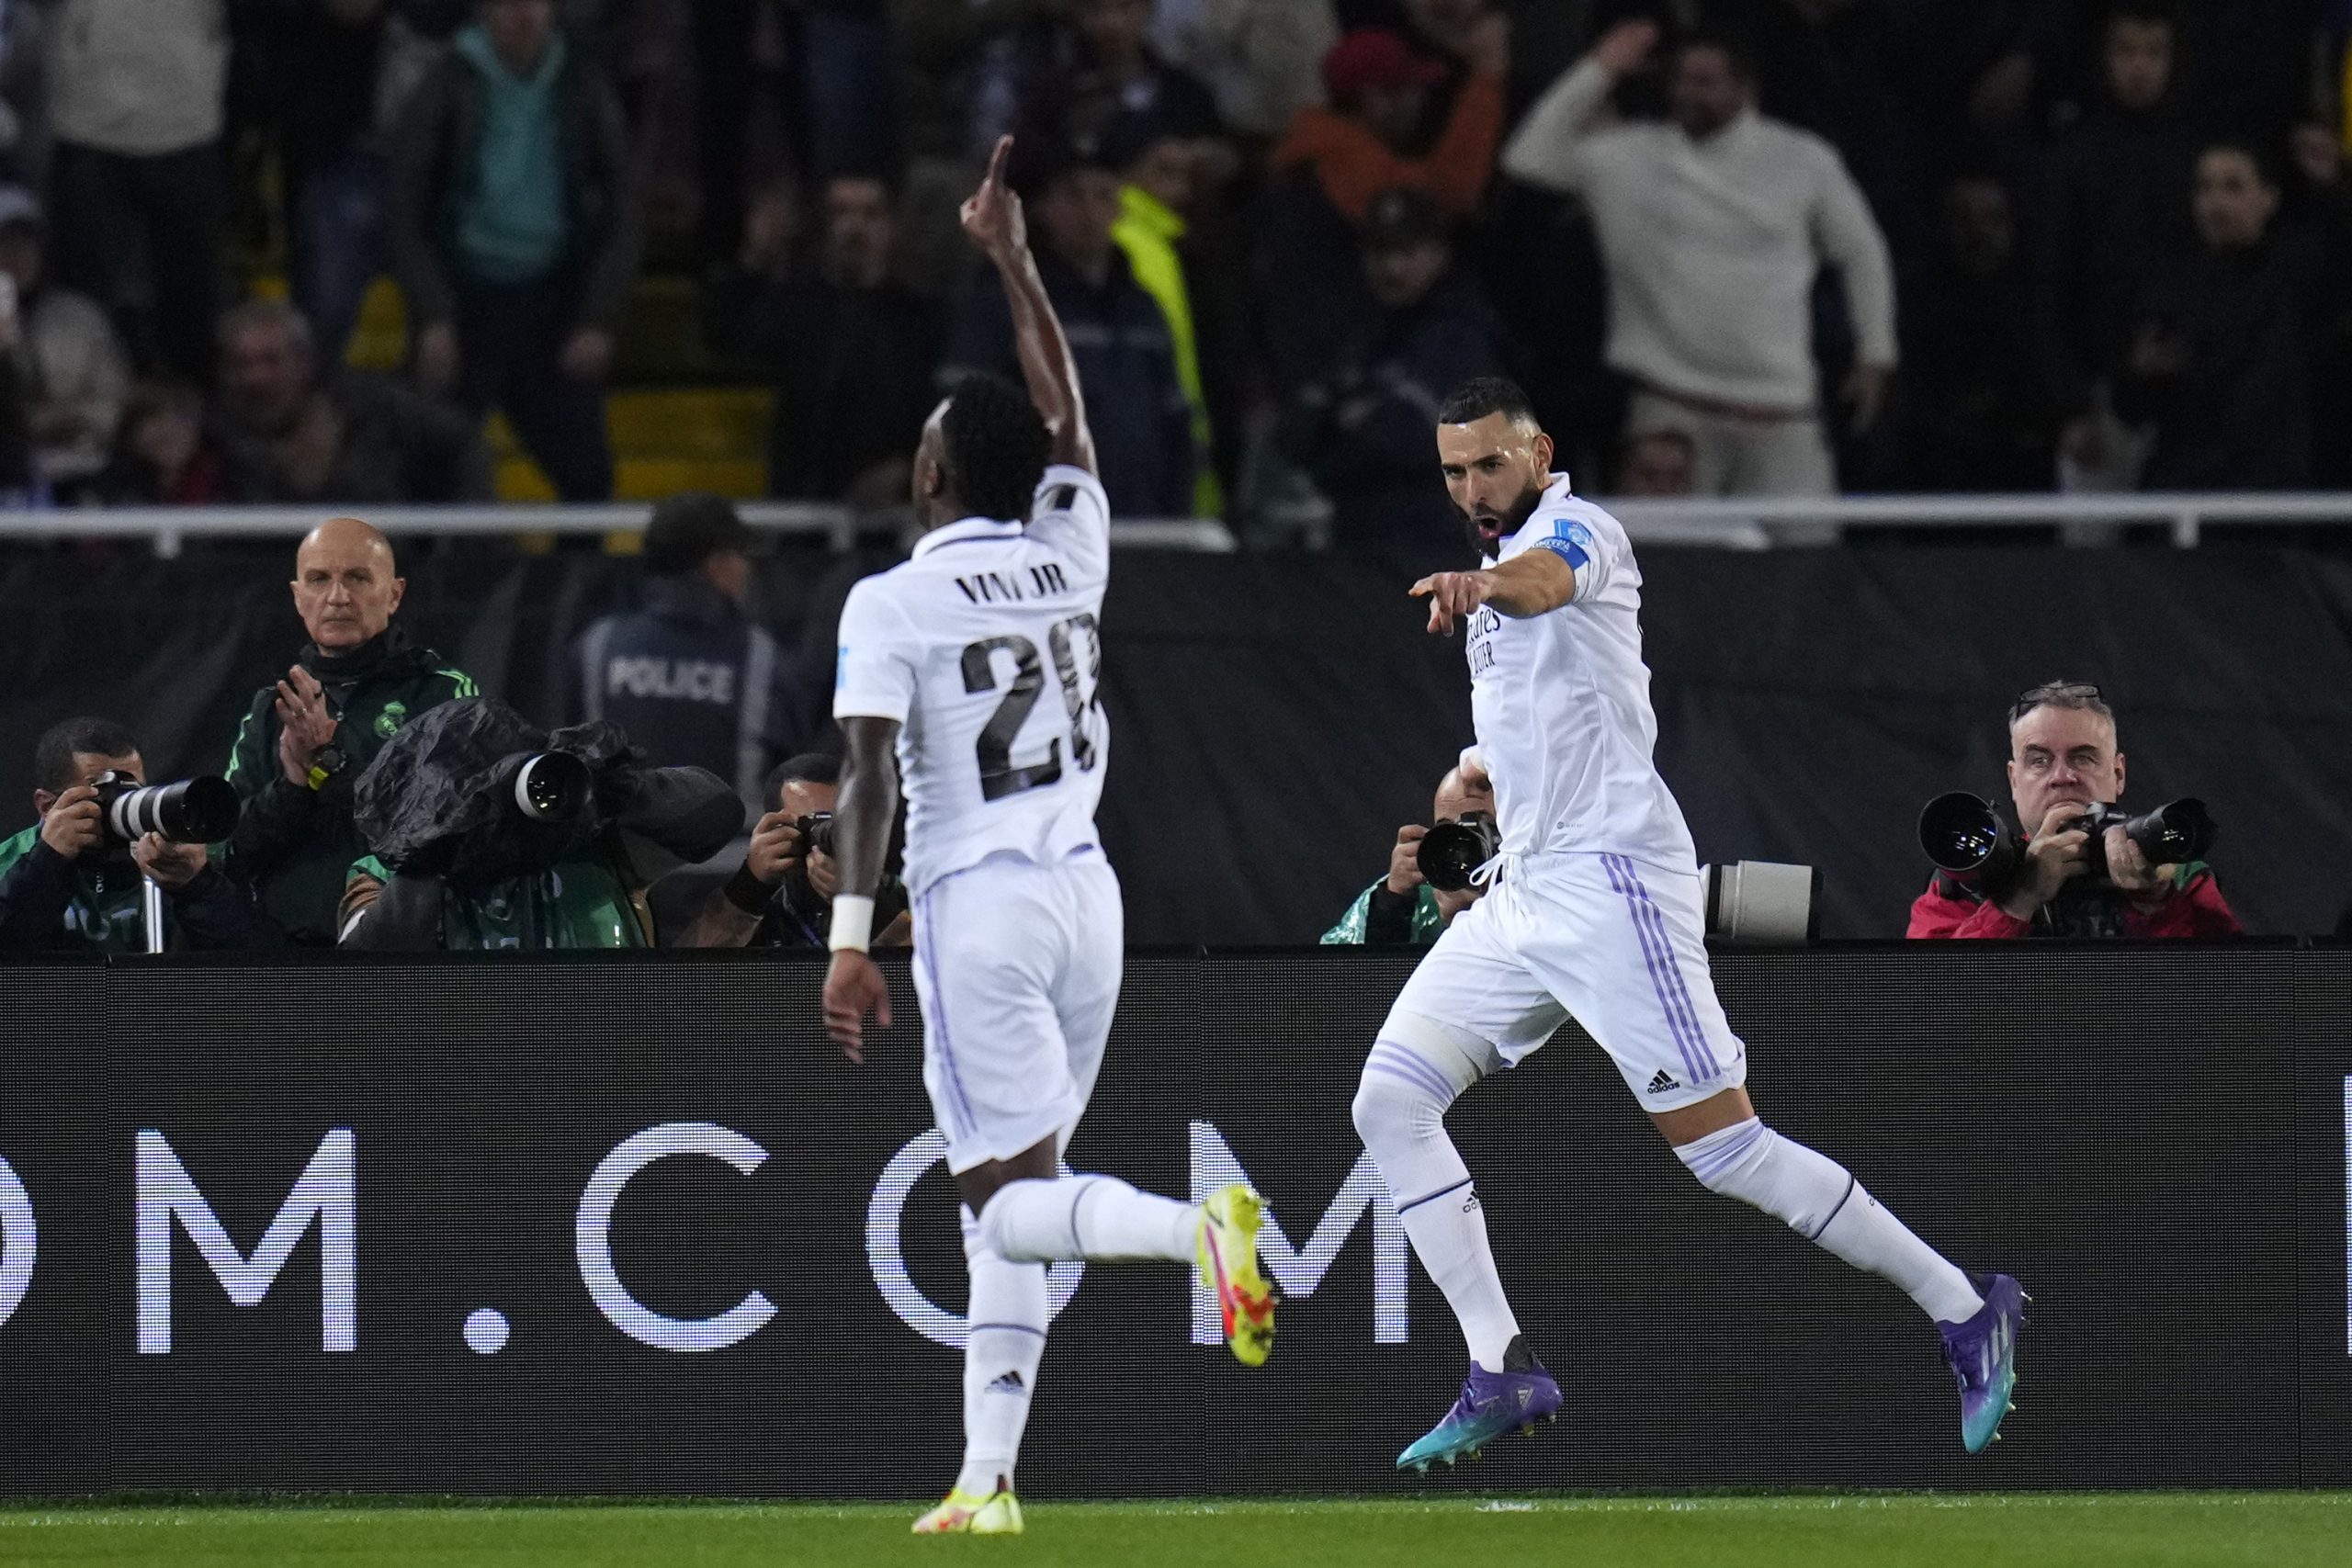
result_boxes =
[828,895,876,953]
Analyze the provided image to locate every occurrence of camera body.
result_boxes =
[1416,811,1499,893]
[796,812,837,860]
[89,770,240,846]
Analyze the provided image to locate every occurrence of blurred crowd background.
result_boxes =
[0,0,2342,548]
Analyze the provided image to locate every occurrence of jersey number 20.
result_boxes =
[960,615,1101,802]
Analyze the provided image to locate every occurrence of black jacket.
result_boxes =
[943,244,1193,516]
[388,28,644,330]
[220,627,477,945]
[0,829,268,954]
[214,373,496,504]
[568,577,797,812]
[710,269,944,500]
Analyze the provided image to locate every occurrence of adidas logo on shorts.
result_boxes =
[1646,1069,1679,1095]
[986,1371,1026,1395]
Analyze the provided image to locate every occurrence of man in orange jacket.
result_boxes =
[1908,680,2241,940]
[1270,22,1508,224]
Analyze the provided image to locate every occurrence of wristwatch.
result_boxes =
[306,744,347,793]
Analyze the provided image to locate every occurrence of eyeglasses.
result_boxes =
[2008,682,2105,725]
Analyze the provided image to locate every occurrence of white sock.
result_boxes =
[978,1175,1198,1263]
[1353,1026,1521,1367]
[955,1206,1045,1497]
[1676,1118,1985,1325]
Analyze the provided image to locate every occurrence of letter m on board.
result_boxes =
[136,1129,357,1353]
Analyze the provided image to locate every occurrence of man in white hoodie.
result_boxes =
[1501,21,1894,500]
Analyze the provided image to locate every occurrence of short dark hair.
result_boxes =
[1437,376,1541,429]
[1675,28,1757,81]
[34,716,139,794]
[765,751,842,804]
[939,373,1051,523]
[643,492,753,577]
[2108,0,2182,37]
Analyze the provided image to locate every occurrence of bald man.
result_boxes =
[220,519,479,944]
[1321,764,1497,945]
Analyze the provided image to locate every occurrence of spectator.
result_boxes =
[1321,761,1493,944]
[1614,427,1696,497]
[220,516,479,946]
[390,0,642,502]
[713,172,943,507]
[2116,141,2348,491]
[1903,175,2054,492]
[210,298,493,503]
[1106,115,1221,516]
[87,382,222,505]
[569,493,798,818]
[1031,0,1222,152]
[43,0,228,385]
[1283,186,1502,547]
[1270,24,1507,223]
[1149,0,1338,141]
[0,716,266,953]
[1503,23,1896,499]
[2033,0,2202,490]
[0,186,129,498]
[337,698,743,951]
[1908,681,2241,940]
[673,752,914,948]
[942,138,1193,515]
[256,0,410,368]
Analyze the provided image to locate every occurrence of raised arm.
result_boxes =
[1501,19,1657,194]
[1411,548,1577,635]
[963,136,1096,474]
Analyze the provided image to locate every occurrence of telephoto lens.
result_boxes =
[92,771,241,844]
[1917,792,2024,890]
[511,751,593,824]
[1415,811,1500,893]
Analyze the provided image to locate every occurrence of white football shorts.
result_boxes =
[1382,851,1747,1111]
[909,848,1124,1173]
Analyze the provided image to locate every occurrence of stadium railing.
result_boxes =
[4,492,2350,556]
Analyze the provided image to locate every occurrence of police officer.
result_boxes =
[571,492,796,816]
[220,517,478,944]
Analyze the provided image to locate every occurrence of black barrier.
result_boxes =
[1,946,2347,1495]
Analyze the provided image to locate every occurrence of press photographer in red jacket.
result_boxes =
[1909,682,2241,940]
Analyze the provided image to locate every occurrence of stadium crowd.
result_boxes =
[0,0,2336,537]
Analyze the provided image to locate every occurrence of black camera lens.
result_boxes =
[2125,798,2214,864]
[96,773,241,844]
[512,752,592,824]
[1417,812,1499,893]
[798,813,836,857]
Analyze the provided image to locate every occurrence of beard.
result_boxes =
[1459,478,1548,559]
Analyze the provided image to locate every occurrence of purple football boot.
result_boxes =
[1939,1273,2028,1453]
[1396,1336,1562,1472]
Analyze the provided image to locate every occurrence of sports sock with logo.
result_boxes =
[1351,1025,1521,1368]
[956,1204,1046,1496]
[1674,1118,1985,1325]
[978,1175,1198,1263]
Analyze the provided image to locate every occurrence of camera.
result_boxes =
[1700,861,1819,943]
[504,751,593,825]
[1919,792,2215,892]
[90,770,240,845]
[796,812,836,859]
[1417,811,1499,893]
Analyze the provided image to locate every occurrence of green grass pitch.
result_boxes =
[4,1494,2346,1568]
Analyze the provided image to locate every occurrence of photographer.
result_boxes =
[336,698,742,952]
[673,753,913,950]
[1909,682,2241,940]
[1322,762,1494,944]
[220,517,477,946]
[0,717,264,953]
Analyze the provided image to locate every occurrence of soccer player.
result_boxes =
[820,138,1277,1536]
[1352,377,2025,1471]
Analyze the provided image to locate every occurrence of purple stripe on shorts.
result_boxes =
[916,882,979,1138]
[1603,854,1704,1085]
[1365,1043,1455,1101]
[1620,861,1721,1079]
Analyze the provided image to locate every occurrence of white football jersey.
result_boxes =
[833,465,1112,896]
[1463,474,1696,872]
